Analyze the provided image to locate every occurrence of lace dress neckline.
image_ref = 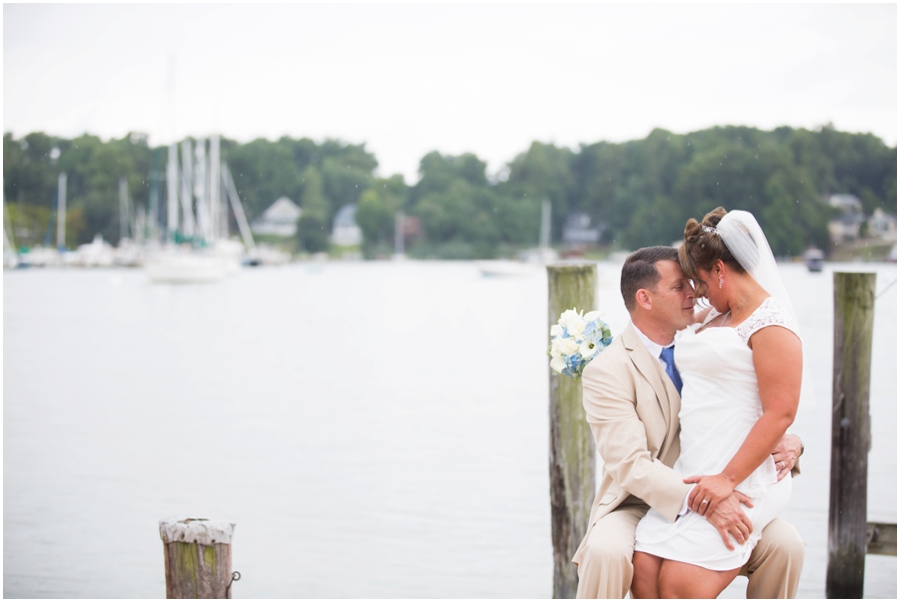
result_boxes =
[700,297,798,345]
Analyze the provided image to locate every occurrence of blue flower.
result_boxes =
[582,321,602,342]
[564,352,584,377]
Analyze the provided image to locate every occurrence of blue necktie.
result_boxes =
[660,346,683,395]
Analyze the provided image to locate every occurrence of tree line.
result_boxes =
[3,124,896,258]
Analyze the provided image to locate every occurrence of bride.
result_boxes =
[630,207,805,598]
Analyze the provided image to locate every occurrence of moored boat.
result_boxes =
[144,251,227,283]
[803,248,825,272]
[475,260,539,277]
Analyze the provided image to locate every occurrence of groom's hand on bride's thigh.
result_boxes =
[705,492,754,551]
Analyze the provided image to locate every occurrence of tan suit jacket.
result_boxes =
[572,322,691,566]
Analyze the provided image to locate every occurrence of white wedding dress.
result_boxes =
[633,297,797,570]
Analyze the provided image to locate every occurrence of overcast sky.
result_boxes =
[4,3,897,183]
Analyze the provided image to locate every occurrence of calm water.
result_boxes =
[3,260,896,598]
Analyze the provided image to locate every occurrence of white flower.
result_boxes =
[558,338,580,356]
[560,308,588,337]
[550,324,563,338]
[567,319,586,338]
[579,339,600,359]
[584,310,602,322]
[549,354,566,374]
[558,308,583,331]
[550,337,563,356]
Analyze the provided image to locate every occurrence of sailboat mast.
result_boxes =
[56,172,67,250]
[180,139,195,237]
[209,134,221,240]
[148,149,161,243]
[194,138,209,242]
[540,198,551,249]
[136,206,146,244]
[119,177,132,242]
[222,163,256,251]
[166,143,179,242]
[4,202,17,252]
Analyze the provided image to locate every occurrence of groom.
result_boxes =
[573,246,805,598]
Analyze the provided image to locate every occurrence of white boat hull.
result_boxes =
[476,260,538,277]
[145,254,227,283]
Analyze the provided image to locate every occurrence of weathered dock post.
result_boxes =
[159,517,238,599]
[547,263,597,599]
[826,272,875,599]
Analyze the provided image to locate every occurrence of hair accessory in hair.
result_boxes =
[702,225,719,235]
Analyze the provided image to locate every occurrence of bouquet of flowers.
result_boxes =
[548,308,613,378]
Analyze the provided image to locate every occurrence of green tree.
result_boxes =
[500,141,575,243]
[356,175,406,254]
[320,156,374,215]
[404,151,506,258]
[296,165,330,253]
[3,132,61,209]
[761,167,830,255]
[2,125,894,258]
[227,138,303,221]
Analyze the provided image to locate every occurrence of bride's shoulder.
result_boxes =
[755,296,793,322]
[736,297,799,343]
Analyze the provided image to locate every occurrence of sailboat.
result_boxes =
[67,234,115,267]
[476,198,558,276]
[144,135,256,283]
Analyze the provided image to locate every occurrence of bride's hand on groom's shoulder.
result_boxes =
[684,473,737,516]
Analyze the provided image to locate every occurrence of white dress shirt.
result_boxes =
[632,324,674,372]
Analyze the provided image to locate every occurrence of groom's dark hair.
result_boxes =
[621,246,680,312]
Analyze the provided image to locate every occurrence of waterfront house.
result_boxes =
[250,197,302,237]
[331,204,362,247]
[868,208,897,240]
[562,212,602,247]
[827,194,866,244]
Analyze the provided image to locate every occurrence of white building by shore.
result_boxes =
[250,197,302,237]
[331,204,362,247]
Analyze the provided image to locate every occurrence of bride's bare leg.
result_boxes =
[658,559,741,598]
[631,552,663,599]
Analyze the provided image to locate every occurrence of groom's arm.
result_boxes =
[582,351,691,523]
[773,433,803,480]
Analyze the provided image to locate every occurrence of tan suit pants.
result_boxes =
[574,504,805,598]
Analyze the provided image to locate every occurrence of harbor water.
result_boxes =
[3,260,896,598]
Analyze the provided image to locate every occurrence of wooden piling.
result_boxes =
[547,263,597,599]
[826,272,876,599]
[160,518,236,599]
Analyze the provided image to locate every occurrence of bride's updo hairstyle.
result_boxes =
[679,207,757,295]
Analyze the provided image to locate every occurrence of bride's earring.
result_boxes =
[718,274,724,289]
